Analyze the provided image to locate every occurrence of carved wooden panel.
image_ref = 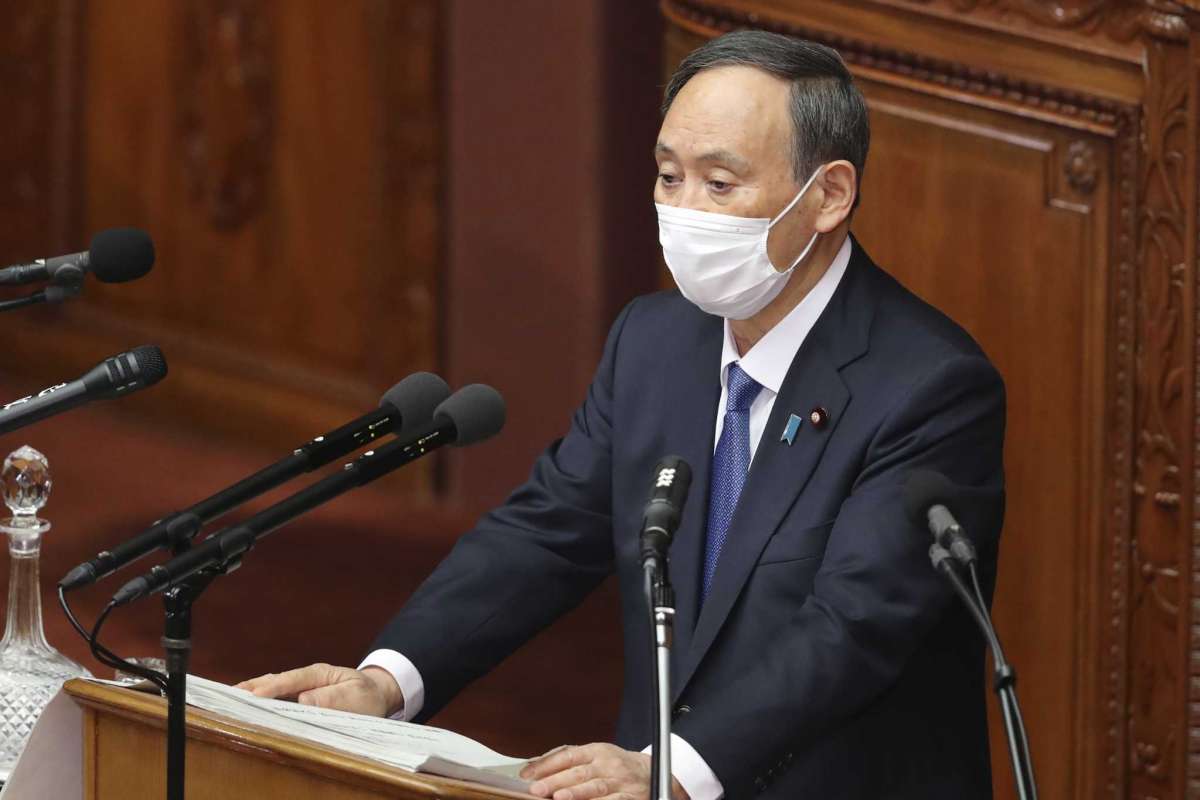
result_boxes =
[0,0,442,496]
[662,1,1200,798]
[861,90,1121,800]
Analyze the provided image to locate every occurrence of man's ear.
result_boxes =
[814,161,857,233]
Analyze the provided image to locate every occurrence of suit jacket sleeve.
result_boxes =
[368,300,636,722]
[672,353,1006,796]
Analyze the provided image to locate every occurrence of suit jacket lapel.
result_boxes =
[673,240,875,700]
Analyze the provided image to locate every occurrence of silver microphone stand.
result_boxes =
[645,561,675,800]
[639,455,692,800]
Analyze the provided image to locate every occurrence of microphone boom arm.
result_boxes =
[930,545,1037,800]
[113,420,457,605]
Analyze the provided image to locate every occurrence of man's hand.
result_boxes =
[235,663,403,717]
[520,743,688,800]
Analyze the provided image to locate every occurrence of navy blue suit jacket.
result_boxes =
[375,238,1005,798]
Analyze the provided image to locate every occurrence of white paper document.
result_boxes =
[181,675,530,790]
[0,675,530,798]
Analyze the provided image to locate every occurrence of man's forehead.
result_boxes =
[668,65,790,122]
[658,65,791,160]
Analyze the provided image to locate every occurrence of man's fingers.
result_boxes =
[233,674,272,692]
[297,684,348,709]
[522,744,591,780]
[520,744,569,777]
[529,764,598,798]
[237,663,339,699]
[551,777,616,800]
[297,677,392,716]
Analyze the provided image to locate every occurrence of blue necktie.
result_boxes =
[702,363,763,602]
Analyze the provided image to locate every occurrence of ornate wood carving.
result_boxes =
[1192,26,1200,800]
[895,0,1193,42]
[1128,35,1193,800]
[1111,107,1139,800]
[178,0,274,231]
[1065,139,1100,194]
[664,0,1130,132]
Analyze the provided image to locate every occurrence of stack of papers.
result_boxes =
[0,675,530,798]
[180,675,530,792]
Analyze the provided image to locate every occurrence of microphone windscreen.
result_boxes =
[651,455,693,505]
[130,344,169,386]
[381,372,450,435]
[89,228,155,283]
[902,469,955,525]
[435,384,506,446]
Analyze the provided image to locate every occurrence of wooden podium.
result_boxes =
[63,680,527,800]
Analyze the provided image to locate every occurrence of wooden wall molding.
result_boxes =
[1132,39,1193,800]
[1194,31,1200,800]
[1111,106,1139,800]
[1120,30,1199,800]
[892,0,1196,43]
[1065,139,1101,194]
[663,0,1130,133]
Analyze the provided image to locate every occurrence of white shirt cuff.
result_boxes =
[642,733,724,800]
[358,648,426,721]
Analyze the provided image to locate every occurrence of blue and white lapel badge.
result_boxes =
[780,413,803,446]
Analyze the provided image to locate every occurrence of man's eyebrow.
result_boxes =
[697,149,750,171]
[654,143,749,172]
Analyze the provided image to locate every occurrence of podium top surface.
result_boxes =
[64,679,530,800]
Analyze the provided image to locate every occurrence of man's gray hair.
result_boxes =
[663,30,870,204]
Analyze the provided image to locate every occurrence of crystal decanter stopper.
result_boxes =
[0,446,90,781]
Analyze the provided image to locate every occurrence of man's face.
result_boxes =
[655,65,817,271]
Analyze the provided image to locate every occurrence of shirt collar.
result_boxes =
[720,235,853,394]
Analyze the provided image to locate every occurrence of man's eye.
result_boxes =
[658,173,680,185]
[709,180,730,192]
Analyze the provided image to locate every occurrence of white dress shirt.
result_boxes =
[361,236,853,800]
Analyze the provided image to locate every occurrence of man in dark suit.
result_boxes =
[242,31,1004,799]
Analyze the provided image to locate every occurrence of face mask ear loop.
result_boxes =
[783,230,820,272]
[767,166,823,273]
[768,166,824,228]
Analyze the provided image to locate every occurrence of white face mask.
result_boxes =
[656,168,822,320]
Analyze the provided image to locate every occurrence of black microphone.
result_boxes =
[111,383,505,606]
[903,469,977,566]
[59,371,451,592]
[640,456,692,569]
[0,228,155,287]
[0,345,167,437]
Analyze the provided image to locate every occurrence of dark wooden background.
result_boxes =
[3,1,1200,798]
[0,0,662,765]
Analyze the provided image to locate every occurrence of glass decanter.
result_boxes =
[0,446,90,781]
